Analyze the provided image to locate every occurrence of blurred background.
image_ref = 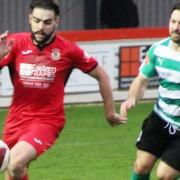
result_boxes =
[0,0,177,32]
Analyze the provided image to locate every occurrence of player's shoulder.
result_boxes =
[153,37,171,47]
[148,37,170,53]
[7,32,32,51]
[55,33,78,49]
[8,32,31,40]
[7,32,31,47]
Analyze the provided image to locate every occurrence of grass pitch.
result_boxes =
[0,101,156,179]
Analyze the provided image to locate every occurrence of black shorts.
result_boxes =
[136,111,180,171]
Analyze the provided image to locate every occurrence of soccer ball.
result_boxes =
[0,140,10,171]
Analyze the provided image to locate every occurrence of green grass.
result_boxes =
[0,102,156,180]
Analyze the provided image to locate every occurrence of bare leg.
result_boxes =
[133,149,157,174]
[5,141,36,180]
[156,161,180,180]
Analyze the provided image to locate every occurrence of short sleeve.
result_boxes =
[68,43,98,73]
[140,45,157,79]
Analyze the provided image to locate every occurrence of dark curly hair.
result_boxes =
[30,0,60,16]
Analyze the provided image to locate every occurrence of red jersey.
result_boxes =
[0,32,97,132]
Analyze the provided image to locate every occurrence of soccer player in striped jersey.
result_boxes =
[120,1,180,180]
[0,0,126,179]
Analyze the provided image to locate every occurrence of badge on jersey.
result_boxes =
[83,52,92,62]
[51,49,61,61]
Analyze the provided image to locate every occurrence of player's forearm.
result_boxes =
[99,75,116,118]
[89,65,116,118]
[128,75,148,104]
[0,31,12,59]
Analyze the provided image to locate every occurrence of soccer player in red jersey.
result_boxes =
[0,0,126,179]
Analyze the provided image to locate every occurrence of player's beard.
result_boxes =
[170,30,180,44]
[31,28,55,47]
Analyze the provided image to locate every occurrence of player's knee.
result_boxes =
[156,171,173,180]
[8,159,26,179]
[156,161,180,180]
[156,167,178,180]
[134,160,152,174]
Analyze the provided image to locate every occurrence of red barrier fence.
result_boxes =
[58,27,169,42]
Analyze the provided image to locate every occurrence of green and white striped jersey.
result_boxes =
[140,37,180,127]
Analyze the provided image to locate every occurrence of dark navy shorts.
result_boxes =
[136,111,180,171]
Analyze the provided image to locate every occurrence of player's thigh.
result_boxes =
[159,136,180,175]
[19,123,62,156]
[136,111,169,158]
[156,160,180,179]
[134,149,157,173]
[10,141,36,168]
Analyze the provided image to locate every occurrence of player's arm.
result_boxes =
[88,64,127,126]
[120,73,149,119]
[0,31,13,60]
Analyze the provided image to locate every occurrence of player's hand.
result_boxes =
[0,31,9,41]
[0,31,13,59]
[107,113,127,127]
[120,98,136,120]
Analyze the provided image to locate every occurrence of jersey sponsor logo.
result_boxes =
[157,57,165,65]
[22,50,33,55]
[83,52,91,62]
[19,63,57,88]
[84,52,91,59]
[51,49,61,61]
[20,63,56,78]
[158,71,171,79]
[33,138,43,145]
